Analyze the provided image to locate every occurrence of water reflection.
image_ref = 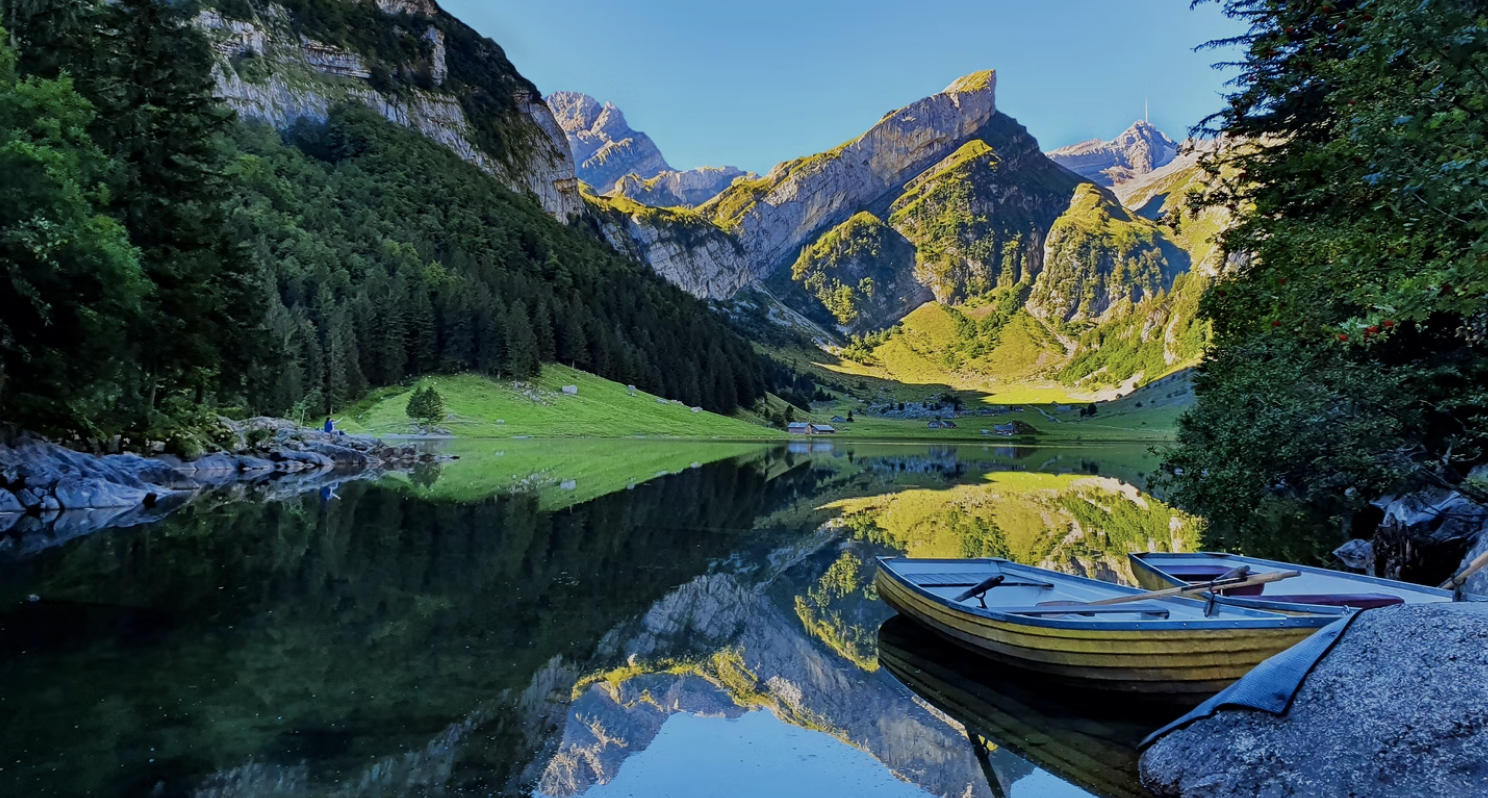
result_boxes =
[879,616,1164,798]
[0,441,1188,797]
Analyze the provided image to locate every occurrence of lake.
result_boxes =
[1,439,1209,797]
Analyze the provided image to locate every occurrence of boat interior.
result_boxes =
[1139,553,1455,610]
[885,558,1283,623]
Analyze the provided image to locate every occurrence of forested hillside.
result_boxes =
[0,0,763,442]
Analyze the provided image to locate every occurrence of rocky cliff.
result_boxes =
[197,1,581,220]
[612,165,754,208]
[1047,120,1179,187]
[547,91,672,193]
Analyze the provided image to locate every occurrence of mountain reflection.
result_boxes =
[0,442,1184,797]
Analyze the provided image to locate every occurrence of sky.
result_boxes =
[441,0,1248,175]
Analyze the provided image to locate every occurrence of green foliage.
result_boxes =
[0,31,146,431]
[1058,273,1210,388]
[404,384,445,430]
[1164,0,1488,548]
[1034,184,1173,322]
[790,212,892,327]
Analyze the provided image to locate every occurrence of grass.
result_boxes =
[388,438,767,510]
[339,365,781,440]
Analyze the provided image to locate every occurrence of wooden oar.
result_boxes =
[1439,549,1488,592]
[1081,570,1301,607]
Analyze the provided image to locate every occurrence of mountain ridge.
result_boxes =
[1047,120,1179,187]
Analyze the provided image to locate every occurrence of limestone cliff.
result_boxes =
[1047,120,1179,187]
[702,71,1002,277]
[197,1,581,220]
[547,91,672,193]
[583,192,756,299]
[612,165,754,208]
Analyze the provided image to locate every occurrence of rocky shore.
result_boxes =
[1140,602,1488,797]
[0,418,444,559]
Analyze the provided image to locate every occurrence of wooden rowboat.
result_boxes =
[875,557,1327,699]
[1129,551,1483,616]
[879,615,1154,798]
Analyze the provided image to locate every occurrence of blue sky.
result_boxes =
[441,0,1247,175]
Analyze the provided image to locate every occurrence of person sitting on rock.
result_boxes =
[323,417,341,435]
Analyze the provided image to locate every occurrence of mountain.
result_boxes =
[1047,120,1179,187]
[199,0,582,219]
[546,91,672,193]
[612,165,754,208]
[548,91,756,207]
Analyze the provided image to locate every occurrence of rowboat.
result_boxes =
[1129,551,1482,616]
[875,557,1327,698]
[879,615,1153,798]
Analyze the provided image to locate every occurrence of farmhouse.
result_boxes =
[788,422,836,435]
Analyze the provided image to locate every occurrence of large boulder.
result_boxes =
[51,477,152,509]
[1372,488,1488,585]
[1140,603,1488,797]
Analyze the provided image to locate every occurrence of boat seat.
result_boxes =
[1015,602,1171,619]
[908,573,1053,589]
[1261,593,1406,610]
[1166,566,1268,596]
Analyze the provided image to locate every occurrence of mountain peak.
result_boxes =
[1047,120,1179,187]
[943,70,996,95]
[546,91,672,193]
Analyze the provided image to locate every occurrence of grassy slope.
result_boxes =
[387,438,766,511]
[340,365,780,440]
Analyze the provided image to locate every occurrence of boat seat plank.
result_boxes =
[1262,593,1405,610]
[907,572,1053,589]
[1014,602,1171,619]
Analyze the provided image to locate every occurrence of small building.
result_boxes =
[831,415,847,423]
[788,422,835,435]
[941,420,958,429]
[993,423,1018,436]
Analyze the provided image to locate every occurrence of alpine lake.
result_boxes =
[0,438,1327,798]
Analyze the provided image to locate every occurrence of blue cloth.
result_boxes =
[1141,610,1365,749]
[323,419,334,433]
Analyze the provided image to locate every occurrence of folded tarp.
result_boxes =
[1140,610,1364,749]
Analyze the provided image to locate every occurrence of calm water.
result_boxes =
[2,440,1204,797]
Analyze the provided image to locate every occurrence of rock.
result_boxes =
[1372,488,1488,585]
[0,488,23,513]
[51,477,151,510]
[561,385,578,396]
[1332,538,1375,573]
[17,487,60,512]
[188,453,244,475]
[1140,603,1488,798]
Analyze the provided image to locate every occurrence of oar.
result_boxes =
[1080,569,1301,607]
[1439,549,1488,594]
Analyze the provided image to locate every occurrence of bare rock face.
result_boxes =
[546,91,671,193]
[703,71,1002,280]
[1047,120,1179,187]
[1140,603,1488,798]
[197,6,582,220]
[586,198,756,299]
[612,165,754,208]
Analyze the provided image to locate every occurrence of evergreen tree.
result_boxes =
[0,29,145,432]
[405,385,445,431]
[504,300,539,379]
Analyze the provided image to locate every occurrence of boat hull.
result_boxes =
[876,563,1318,698]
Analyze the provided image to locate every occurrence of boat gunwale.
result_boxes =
[876,556,1328,632]
[1130,551,1486,604]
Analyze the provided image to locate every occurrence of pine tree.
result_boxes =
[405,385,445,431]
[504,300,540,379]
